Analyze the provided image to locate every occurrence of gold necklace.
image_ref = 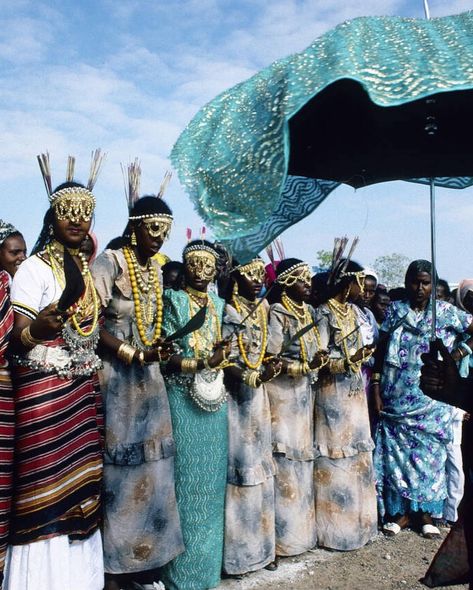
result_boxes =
[123,246,162,346]
[186,291,221,357]
[232,294,267,370]
[281,293,321,362]
[327,298,362,371]
[47,241,99,337]
[185,285,208,307]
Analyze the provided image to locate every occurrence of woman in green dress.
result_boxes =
[160,240,230,590]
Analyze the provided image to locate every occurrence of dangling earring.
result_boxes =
[49,224,54,237]
[342,286,350,303]
[130,230,137,246]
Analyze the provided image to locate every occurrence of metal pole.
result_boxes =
[429,179,437,341]
[423,0,431,20]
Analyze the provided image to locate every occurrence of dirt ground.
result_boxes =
[220,528,468,590]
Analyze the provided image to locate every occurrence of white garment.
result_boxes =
[3,530,104,590]
[443,411,465,523]
[10,254,62,315]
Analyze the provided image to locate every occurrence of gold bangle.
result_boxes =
[287,361,301,377]
[20,325,43,349]
[372,372,381,381]
[329,358,346,374]
[138,351,145,366]
[117,343,136,365]
[203,357,213,371]
[182,358,198,373]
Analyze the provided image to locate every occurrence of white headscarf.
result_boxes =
[456,279,473,311]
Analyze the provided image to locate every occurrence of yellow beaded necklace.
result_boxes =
[46,241,99,337]
[232,294,267,370]
[123,246,163,347]
[327,298,362,371]
[281,292,321,364]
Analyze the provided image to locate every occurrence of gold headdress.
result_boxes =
[37,150,105,224]
[183,242,218,282]
[123,162,173,241]
[233,258,265,283]
[276,262,311,288]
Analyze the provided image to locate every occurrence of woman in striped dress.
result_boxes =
[0,269,15,587]
[4,156,105,590]
[0,219,25,585]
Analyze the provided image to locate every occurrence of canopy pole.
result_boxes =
[423,0,431,20]
[429,179,437,341]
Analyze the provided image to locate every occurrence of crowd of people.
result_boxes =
[0,154,471,590]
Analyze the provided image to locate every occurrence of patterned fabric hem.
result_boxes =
[227,458,276,486]
[272,441,314,461]
[104,434,176,466]
[314,439,374,459]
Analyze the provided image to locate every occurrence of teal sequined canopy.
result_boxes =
[171,11,473,261]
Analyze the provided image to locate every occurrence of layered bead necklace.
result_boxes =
[185,286,221,358]
[327,297,363,371]
[123,245,163,347]
[232,294,267,370]
[281,292,321,365]
[47,240,99,337]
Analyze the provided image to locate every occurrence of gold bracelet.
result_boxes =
[203,357,213,371]
[372,372,381,381]
[287,362,301,377]
[329,358,346,374]
[182,358,198,373]
[242,369,261,388]
[117,343,136,365]
[20,325,43,349]
[138,351,145,366]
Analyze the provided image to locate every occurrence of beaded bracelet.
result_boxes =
[20,325,43,349]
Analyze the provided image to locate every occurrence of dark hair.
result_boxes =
[106,236,127,250]
[310,271,330,307]
[275,258,304,278]
[404,259,438,286]
[437,278,451,297]
[388,287,407,301]
[32,182,88,255]
[162,261,184,290]
[123,196,173,239]
[329,259,364,298]
[0,230,23,247]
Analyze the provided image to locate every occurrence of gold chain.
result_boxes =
[232,294,267,370]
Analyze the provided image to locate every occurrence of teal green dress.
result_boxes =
[160,289,228,590]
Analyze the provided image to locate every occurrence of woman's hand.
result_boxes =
[143,339,175,363]
[260,357,283,382]
[206,338,232,369]
[31,302,68,341]
[350,344,374,364]
[309,349,329,370]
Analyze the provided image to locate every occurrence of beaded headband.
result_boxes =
[277,262,311,287]
[37,150,105,224]
[183,243,218,259]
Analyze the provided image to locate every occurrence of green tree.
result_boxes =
[314,249,332,271]
[373,253,410,289]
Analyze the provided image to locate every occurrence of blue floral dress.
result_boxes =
[374,300,472,518]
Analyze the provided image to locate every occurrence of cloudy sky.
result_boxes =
[1,0,472,281]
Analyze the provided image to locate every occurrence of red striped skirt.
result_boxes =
[10,366,103,544]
